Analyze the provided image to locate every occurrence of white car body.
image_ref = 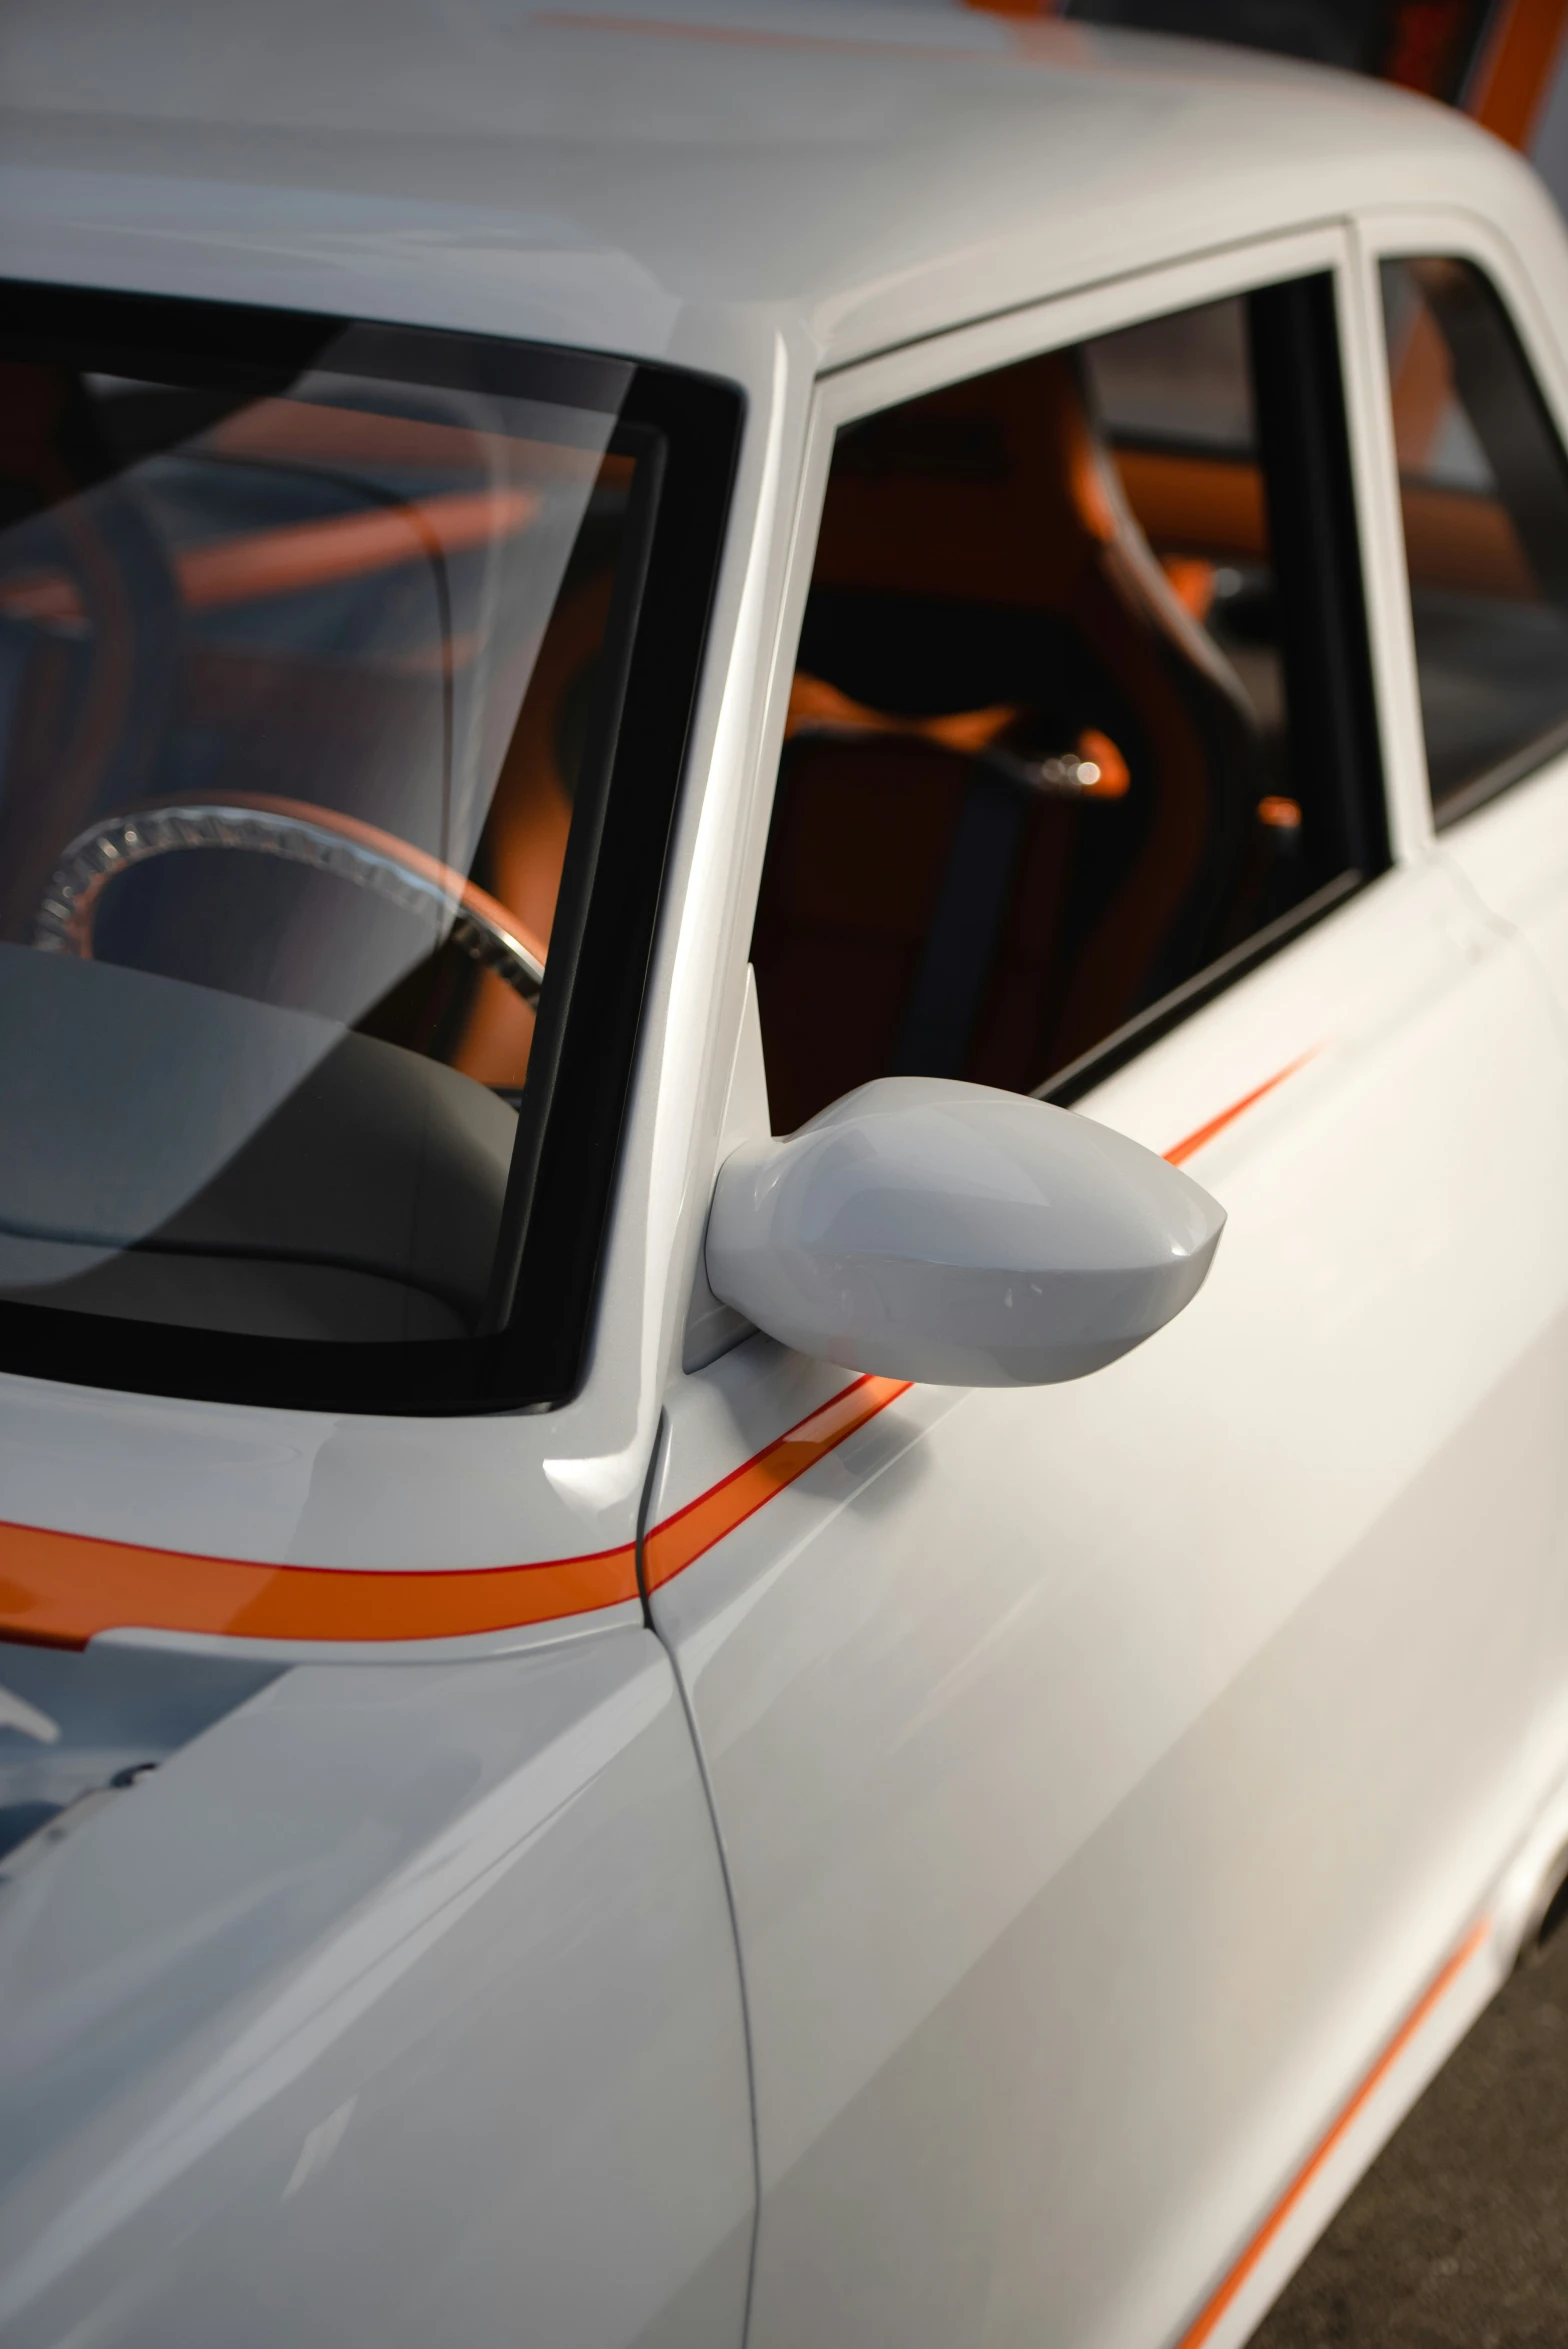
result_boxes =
[4,7,1568,2347]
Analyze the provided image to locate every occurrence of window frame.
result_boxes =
[0,280,743,1416]
[734,223,1399,1122]
[1354,206,1568,836]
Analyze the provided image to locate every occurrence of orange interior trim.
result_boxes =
[1076,726,1130,799]
[645,1373,911,1593]
[0,487,539,631]
[786,672,1022,757]
[786,675,1128,796]
[1113,448,1268,561]
[1164,1051,1316,1168]
[1172,1917,1491,2349]
[1161,554,1217,622]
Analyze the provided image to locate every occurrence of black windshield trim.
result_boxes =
[0,282,743,1414]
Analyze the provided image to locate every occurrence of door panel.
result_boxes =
[0,1632,754,2349]
[1441,753,1568,1015]
[1372,242,1568,1743]
[1438,764,1568,1719]
[651,860,1568,2347]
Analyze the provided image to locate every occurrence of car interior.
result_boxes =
[751,284,1376,1134]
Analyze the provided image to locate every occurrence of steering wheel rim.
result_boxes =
[32,791,547,1005]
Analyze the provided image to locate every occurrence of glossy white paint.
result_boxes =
[7,8,1568,2348]
[648,162,1568,2348]
[0,6,1537,1579]
[0,0,1519,381]
[707,1077,1225,1384]
[0,1631,753,2349]
[656,845,1568,2348]
[1352,195,1568,1981]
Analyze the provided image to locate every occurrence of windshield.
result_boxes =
[0,287,737,1410]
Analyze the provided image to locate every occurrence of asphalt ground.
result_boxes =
[1249,1919,1568,2348]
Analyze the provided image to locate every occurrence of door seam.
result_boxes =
[638,1409,764,2349]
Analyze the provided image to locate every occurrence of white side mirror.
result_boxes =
[705,1077,1224,1386]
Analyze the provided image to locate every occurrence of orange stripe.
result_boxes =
[1164,1052,1316,1167]
[1173,1917,1491,2349]
[645,1373,911,1593]
[0,1375,911,1647]
[0,1521,639,1648]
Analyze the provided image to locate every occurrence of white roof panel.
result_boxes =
[0,0,1538,384]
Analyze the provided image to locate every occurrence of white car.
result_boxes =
[5,5,1568,2345]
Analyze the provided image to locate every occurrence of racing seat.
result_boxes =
[751,347,1267,1131]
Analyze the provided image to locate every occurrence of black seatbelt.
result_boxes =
[890,760,1031,1078]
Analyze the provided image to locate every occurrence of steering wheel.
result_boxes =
[32,792,546,1005]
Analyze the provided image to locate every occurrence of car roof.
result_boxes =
[0,0,1542,388]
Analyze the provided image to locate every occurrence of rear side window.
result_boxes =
[0,285,737,1412]
[752,274,1384,1130]
[1379,256,1568,822]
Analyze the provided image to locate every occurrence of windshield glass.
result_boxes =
[0,290,733,1406]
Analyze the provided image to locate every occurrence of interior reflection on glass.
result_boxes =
[0,342,645,1343]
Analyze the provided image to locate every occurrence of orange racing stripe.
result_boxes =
[1164,1051,1315,1167]
[0,1521,639,1649]
[0,1376,910,1647]
[1172,1917,1491,2349]
[645,1372,910,1594]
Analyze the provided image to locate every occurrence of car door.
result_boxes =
[648,232,1568,2349]
[1361,210,1568,1734]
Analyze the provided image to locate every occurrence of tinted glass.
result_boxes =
[0,290,742,1411]
[1084,296,1287,813]
[1380,256,1568,817]
[0,333,643,1351]
[752,276,1380,1130]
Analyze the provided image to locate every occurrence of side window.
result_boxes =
[1380,256,1568,821]
[751,274,1383,1131]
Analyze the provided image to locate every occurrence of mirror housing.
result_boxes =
[705,1077,1224,1386]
